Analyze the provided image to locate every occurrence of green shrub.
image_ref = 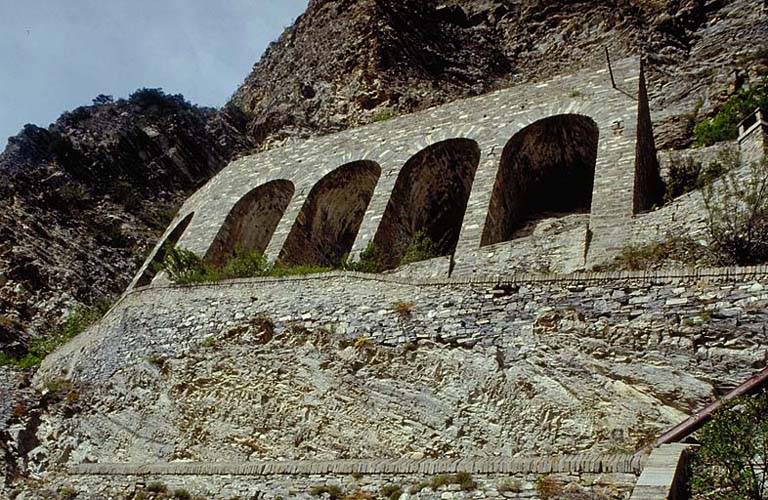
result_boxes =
[342,243,381,273]
[221,249,270,278]
[1,301,111,368]
[372,108,397,123]
[400,231,441,266]
[694,80,768,146]
[690,390,768,499]
[268,264,333,277]
[704,155,768,264]
[380,484,402,500]
[413,472,476,492]
[665,156,728,202]
[173,489,191,499]
[158,246,219,284]
[146,481,167,493]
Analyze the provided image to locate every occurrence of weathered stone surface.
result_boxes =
[30,269,768,473]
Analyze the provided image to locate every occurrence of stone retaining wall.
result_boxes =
[58,455,643,500]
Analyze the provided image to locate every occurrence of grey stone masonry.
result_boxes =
[629,444,691,500]
[129,57,662,287]
[738,108,768,167]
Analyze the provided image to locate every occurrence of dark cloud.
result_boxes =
[0,0,307,146]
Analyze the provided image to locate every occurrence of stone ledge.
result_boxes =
[131,264,768,297]
[69,454,645,477]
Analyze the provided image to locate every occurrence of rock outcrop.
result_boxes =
[0,92,251,353]
[230,0,768,150]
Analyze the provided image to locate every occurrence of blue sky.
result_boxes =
[0,0,308,147]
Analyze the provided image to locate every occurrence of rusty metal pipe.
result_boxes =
[640,366,768,455]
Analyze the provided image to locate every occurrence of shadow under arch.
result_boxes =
[135,212,195,287]
[204,180,295,267]
[278,160,381,267]
[372,138,481,269]
[481,114,599,247]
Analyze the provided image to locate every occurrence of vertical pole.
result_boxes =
[605,47,616,88]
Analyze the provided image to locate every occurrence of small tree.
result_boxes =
[690,390,768,499]
[704,155,768,265]
[92,94,114,105]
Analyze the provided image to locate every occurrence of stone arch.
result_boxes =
[373,138,481,269]
[481,114,599,247]
[204,180,294,267]
[136,212,194,287]
[279,160,381,267]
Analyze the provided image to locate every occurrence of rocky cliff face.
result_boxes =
[230,0,767,150]
[0,92,251,354]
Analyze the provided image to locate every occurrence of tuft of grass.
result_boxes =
[535,475,562,500]
[411,472,476,493]
[146,481,167,494]
[392,301,414,318]
[309,484,344,499]
[59,486,78,499]
[173,489,191,500]
[372,108,397,123]
[401,342,418,353]
[380,484,402,500]
[497,480,522,492]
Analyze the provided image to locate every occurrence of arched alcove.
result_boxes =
[373,138,481,269]
[204,180,294,267]
[279,160,381,267]
[481,114,599,246]
[135,212,194,287]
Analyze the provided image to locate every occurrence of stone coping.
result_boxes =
[70,455,645,477]
[132,264,768,296]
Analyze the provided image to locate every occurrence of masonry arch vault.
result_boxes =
[373,138,481,269]
[279,160,381,267]
[136,212,194,287]
[205,180,294,267]
[481,114,599,247]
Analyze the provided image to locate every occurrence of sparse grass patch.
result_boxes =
[372,107,397,123]
[594,236,712,271]
[401,342,417,353]
[380,484,402,500]
[59,486,77,499]
[172,489,191,500]
[146,481,168,494]
[309,484,344,499]
[411,472,476,492]
[497,480,522,492]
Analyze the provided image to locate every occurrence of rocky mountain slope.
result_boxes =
[231,0,768,150]
[0,92,251,355]
[1,0,766,356]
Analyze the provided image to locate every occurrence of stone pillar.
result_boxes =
[738,108,768,167]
